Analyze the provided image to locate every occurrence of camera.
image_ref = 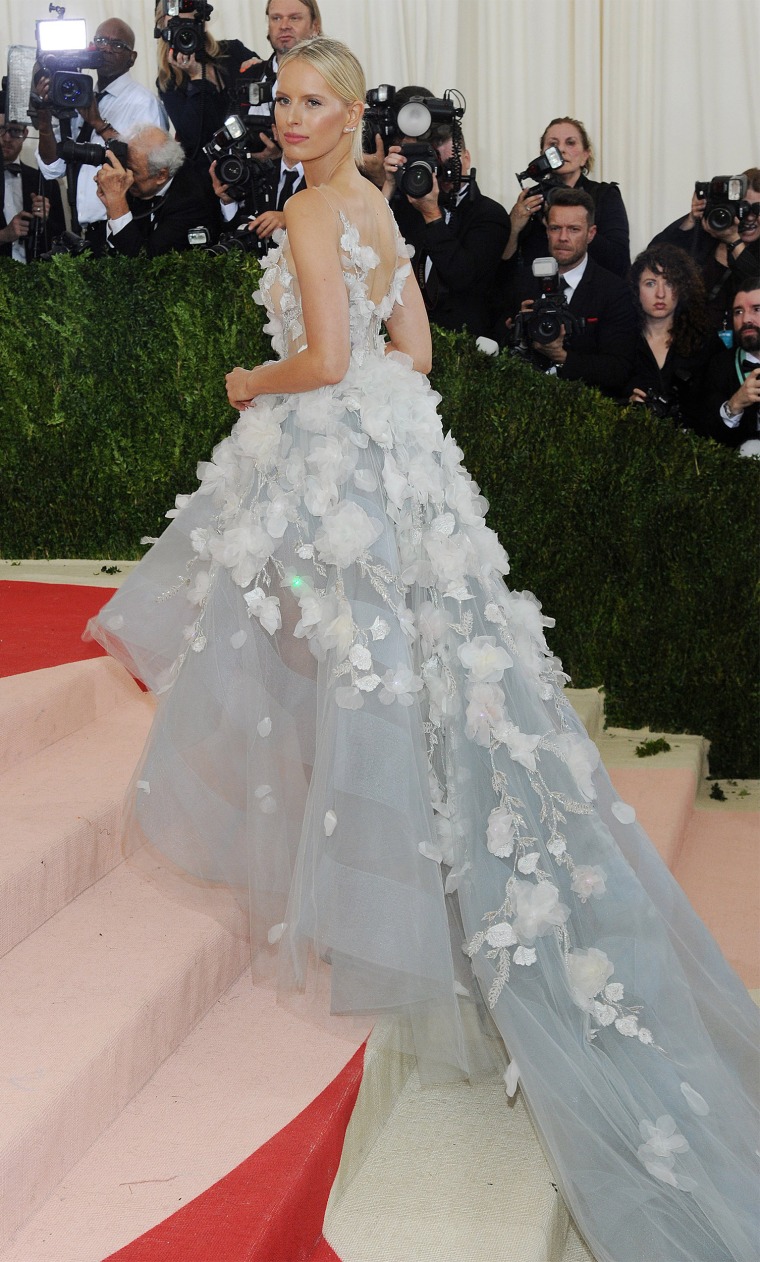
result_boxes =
[395,142,439,198]
[232,74,276,151]
[39,229,93,260]
[694,175,749,233]
[35,15,102,114]
[204,114,276,208]
[362,84,400,154]
[189,219,270,260]
[516,146,564,200]
[56,136,128,166]
[154,1,214,59]
[643,387,681,423]
[513,257,586,348]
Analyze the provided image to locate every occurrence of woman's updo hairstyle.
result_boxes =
[278,37,366,165]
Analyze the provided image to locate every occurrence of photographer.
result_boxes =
[209,134,303,244]
[154,1,259,159]
[622,244,711,432]
[95,124,220,257]
[386,128,510,338]
[1,116,65,261]
[704,277,760,451]
[651,169,760,333]
[35,19,168,254]
[503,117,630,280]
[497,188,636,397]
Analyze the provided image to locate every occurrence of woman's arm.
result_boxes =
[384,269,432,374]
[226,189,351,409]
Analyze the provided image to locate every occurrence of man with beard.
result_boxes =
[705,279,760,450]
[35,18,168,254]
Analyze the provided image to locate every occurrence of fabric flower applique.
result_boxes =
[378,663,424,707]
[566,947,615,1012]
[458,635,513,683]
[244,586,282,635]
[637,1116,697,1192]
[314,501,384,569]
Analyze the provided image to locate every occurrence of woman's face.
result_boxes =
[541,122,590,182]
[275,60,357,164]
[638,268,678,322]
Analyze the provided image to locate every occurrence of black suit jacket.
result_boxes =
[508,176,631,278]
[0,160,66,259]
[390,180,511,338]
[107,162,221,258]
[704,347,760,447]
[499,255,637,396]
[159,39,259,156]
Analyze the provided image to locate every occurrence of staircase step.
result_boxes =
[0,972,368,1262]
[0,859,248,1248]
[0,688,155,959]
[323,1020,569,1262]
[0,658,144,774]
[600,728,708,869]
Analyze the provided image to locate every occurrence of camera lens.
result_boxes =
[402,162,434,199]
[533,314,562,344]
[706,205,734,232]
[56,76,90,107]
[216,156,248,187]
[173,25,201,55]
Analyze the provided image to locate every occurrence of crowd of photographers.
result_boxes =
[1,0,759,451]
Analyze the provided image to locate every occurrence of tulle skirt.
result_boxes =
[87,350,759,1262]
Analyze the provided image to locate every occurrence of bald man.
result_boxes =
[36,18,168,253]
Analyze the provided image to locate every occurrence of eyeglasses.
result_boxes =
[0,126,26,139]
[93,35,134,53]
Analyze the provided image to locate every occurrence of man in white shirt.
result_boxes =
[35,18,168,253]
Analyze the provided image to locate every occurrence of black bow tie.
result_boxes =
[4,163,22,177]
[741,357,759,372]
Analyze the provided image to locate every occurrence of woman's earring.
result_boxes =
[343,126,357,133]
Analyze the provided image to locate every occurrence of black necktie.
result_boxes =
[4,163,22,177]
[277,169,298,211]
[559,277,570,293]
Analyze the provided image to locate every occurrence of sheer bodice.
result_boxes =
[255,188,412,364]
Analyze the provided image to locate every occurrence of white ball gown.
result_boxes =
[87,190,759,1262]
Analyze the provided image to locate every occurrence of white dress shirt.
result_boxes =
[3,166,26,262]
[36,72,169,227]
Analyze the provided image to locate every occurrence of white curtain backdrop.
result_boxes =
[3,0,758,254]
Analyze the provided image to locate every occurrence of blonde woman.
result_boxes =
[89,39,758,1262]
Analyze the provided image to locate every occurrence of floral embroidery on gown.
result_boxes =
[88,191,759,1262]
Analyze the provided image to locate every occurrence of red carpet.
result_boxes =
[0,581,114,677]
[103,1042,365,1262]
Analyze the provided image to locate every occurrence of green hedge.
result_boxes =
[1,253,758,777]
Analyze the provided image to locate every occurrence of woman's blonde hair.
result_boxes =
[540,116,594,175]
[154,2,221,91]
[278,37,365,164]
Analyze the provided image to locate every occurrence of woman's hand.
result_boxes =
[226,366,257,411]
[629,387,647,405]
[510,186,544,234]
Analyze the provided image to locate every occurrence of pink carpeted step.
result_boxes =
[0,972,368,1262]
[0,658,144,774]
[607,765,699,870]
[0,860,249,1250]
[0,677,155,959]
[674,807,760,988]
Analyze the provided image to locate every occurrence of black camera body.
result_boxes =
[513,260,586,349]
[516,146,565,201]
[37,49,103,114]
[192,219,270,260]
[39,229,93,260]
[232,74,277,151]
[154,2,214,58]
[395,142,439,199]
[203,115,276,208]
[643,387,681,423]
[362,84,400,155]
[56,136,129,167]
[695,175,749,232]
